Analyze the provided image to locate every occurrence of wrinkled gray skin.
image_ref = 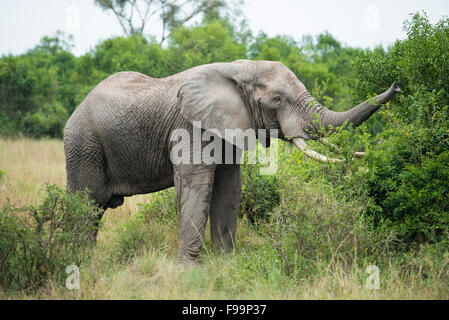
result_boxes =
[64,60,400,263]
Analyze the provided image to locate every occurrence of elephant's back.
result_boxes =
[86,71,182,132]
[72,71,182,187]
[97,71,160,94]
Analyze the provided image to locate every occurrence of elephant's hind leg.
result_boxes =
[65,132,111,237]
[210,164,241,251]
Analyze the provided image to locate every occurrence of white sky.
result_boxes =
[1,0,449,56]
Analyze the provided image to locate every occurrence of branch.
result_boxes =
[319,138,366,158]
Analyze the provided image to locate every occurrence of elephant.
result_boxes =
[63,59,401,264]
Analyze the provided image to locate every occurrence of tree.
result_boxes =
[94,0,237,44]
[31,30,74,55]
[166,18,246,72]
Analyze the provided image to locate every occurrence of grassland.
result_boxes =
[0,138,448,299]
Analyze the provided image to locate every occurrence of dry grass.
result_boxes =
[0,137,150,232]
[1,138,448,300]
[0,138,66,206]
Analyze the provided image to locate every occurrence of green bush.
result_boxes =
[136,188,178,224]
[241,162,280,223]
[350,12,449,244]
[263,126,396,273]
[367,140,449,243]
[167,19,247,73]
[0,184,102,291]
[103,189,178,264]
[102,216,155,264]
[266,182,400,276]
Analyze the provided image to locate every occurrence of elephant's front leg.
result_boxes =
[210,164,241,251]
[174,165,215,263]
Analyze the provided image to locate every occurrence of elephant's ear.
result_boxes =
[177,64,253,147]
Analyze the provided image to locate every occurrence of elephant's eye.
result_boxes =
[272,95,282,105]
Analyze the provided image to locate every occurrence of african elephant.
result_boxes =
[63,59,400,263]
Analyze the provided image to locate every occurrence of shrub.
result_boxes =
[102,189,178,264]
[0,184,102,291]
[367,142,449,243]
[241,162,280,223]
[102,216,154,264]
[350,12,449,244]
[266,135,399,275]
[135,188,178,224]
[267,181,401,277]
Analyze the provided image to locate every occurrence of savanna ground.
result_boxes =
[1,137,448,299]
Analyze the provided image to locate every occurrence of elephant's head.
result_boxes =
[178,60,401,162]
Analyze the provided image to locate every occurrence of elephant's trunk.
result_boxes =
[291,82,401,163]
[303,82,401,132]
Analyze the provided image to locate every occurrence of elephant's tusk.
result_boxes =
[293,138,343,163]
[354,151,366,158]
[319,138,366,158]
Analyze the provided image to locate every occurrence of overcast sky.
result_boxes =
[1,0,449,56]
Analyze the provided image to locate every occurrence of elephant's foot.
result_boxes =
[177,253,201,266]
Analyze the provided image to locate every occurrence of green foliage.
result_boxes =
[0,31,76,137]
[0,185,101,291]
[91,35,167,77]
[240,162,279,223]
[103,189,178,264]
[166,19,247,72]
[136,188,178,223]
[102,216,155,264]
[22,102,69,137]
[267,181,400,275]
[350,12,449,244]
[269,128,372,266]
